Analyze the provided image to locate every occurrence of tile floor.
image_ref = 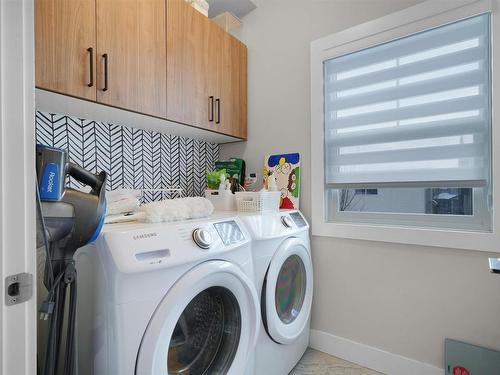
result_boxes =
[289,348,383,375]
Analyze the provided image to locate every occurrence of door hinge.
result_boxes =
[5,272,33,306]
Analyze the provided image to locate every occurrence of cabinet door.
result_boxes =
[220,34,247,139]
[96,0,166,118]
[167,0,218,130]
[35,0,96,100]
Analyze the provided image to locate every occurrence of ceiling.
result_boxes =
[206,0,257,18]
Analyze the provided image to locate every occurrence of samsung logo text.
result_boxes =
[133,233,158,240]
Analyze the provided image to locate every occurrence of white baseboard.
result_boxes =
[309,329,443,375]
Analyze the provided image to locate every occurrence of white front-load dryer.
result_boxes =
[239,210,312,375]
[74,215,260,375]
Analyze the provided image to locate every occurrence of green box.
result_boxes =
[215,158,246,186]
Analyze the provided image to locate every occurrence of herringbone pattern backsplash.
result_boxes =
[35,111,219,201]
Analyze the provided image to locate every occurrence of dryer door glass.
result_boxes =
[275,255,306,324]
[167,287,241,375]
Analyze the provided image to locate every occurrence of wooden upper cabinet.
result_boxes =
[221,34,248,139]
[35,0,96,100]
[166,0,214,130]
[36,0,247,139]
[166,0,248,138]
[96,0,166,118]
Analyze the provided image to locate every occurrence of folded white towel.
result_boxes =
[104,212,139,224]
[138,197,214,223]
[106,189,141,202]
[107,198,140,215]
[106,189,141,215]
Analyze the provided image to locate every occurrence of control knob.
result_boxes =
[192,228,213,249]
[281,216,294,228]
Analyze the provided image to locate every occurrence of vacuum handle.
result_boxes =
[67,163,105,193]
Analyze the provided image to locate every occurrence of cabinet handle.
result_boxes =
[102,53,109,92]
[209,96,214,122]
[87,47,94,87]
[215,98,221,124]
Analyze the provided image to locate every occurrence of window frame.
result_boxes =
[327,187,490,231]
[310,0,500,252]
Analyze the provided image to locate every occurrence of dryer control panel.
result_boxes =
[289,211,307,228]
[239,210,309,240]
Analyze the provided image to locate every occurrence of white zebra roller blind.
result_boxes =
[324,14,491,188]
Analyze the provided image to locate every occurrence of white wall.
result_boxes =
[220,0,500,369]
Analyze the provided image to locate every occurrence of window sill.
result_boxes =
[311,220,499,253]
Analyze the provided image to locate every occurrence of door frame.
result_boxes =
[0,1,37,375]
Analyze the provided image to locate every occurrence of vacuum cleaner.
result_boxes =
[36,144,107,375]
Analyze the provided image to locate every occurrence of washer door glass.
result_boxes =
[275,255,306,324]
[167,286,241,375]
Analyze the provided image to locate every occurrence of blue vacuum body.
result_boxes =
[36,144,107,252]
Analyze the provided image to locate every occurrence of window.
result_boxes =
[311,0,500,250]
[353,189,378,196]
[323,13,492,231]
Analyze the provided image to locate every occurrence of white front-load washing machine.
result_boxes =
[74,214,260,375]
[239,210,313,375]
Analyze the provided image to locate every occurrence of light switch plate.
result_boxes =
[488,258,500,273]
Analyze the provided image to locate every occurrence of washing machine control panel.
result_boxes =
[101,217,251,273]
[192,220,246,249]
[192,228,214,249]
[213,220,245,246]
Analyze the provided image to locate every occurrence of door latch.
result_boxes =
[5,273,33,306]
